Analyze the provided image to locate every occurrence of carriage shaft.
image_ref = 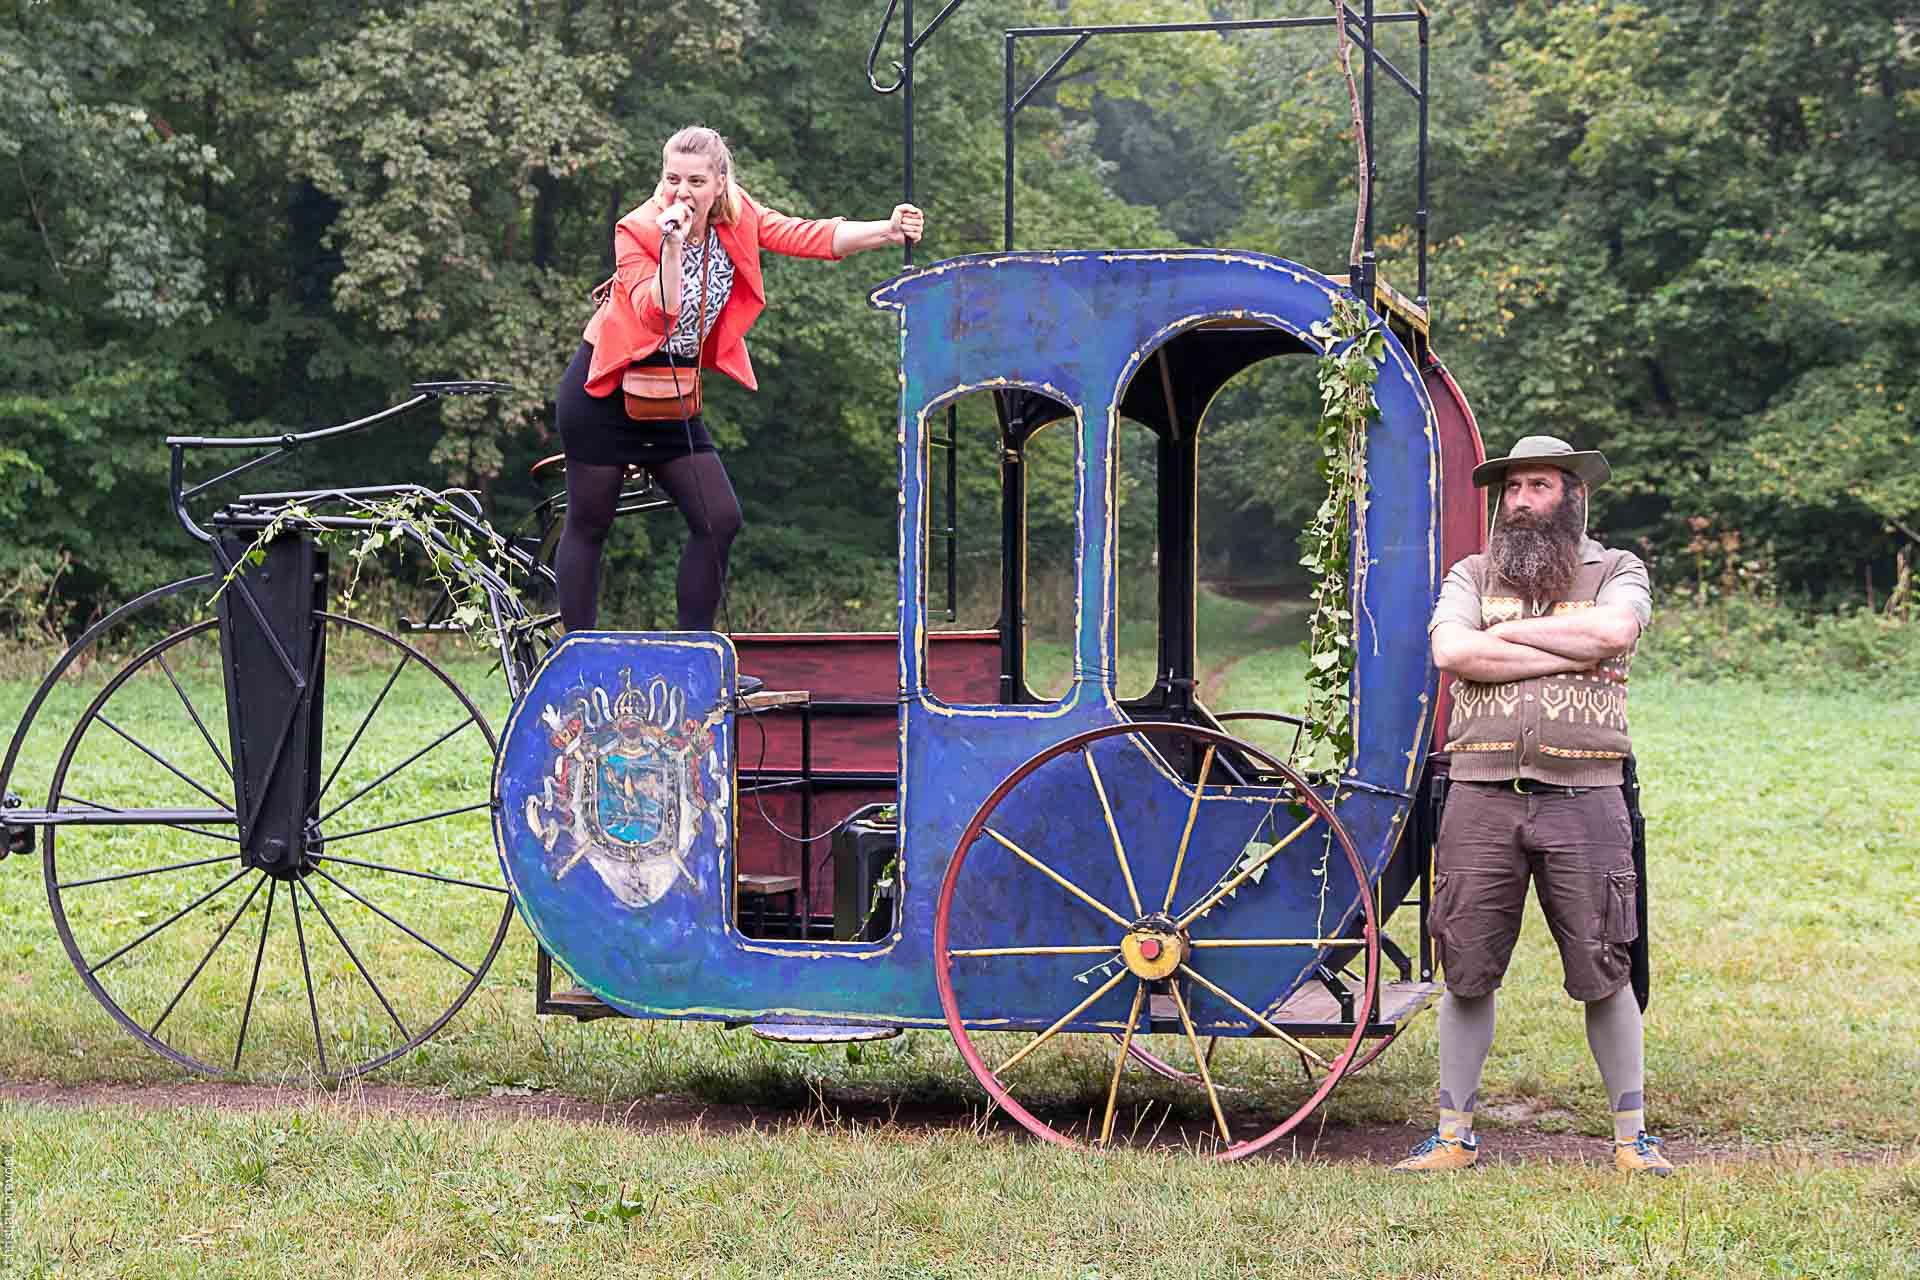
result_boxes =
[3,806,237,828]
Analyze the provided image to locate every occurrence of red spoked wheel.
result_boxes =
[1120,710,1306,1084]
[933,722,1378,1160]
[1150,712,1405,1081]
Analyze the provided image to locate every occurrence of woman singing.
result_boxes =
[554,125,925,668]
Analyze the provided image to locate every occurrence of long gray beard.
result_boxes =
[1490,499,1584,598]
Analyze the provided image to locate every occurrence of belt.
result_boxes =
[1469,778,1597,796]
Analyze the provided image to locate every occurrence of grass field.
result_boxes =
[5,1103,1917,1278]
[2,593,1917,1274]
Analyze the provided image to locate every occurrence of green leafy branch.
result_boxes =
[1299,294,1384,772]
[210,488,547,658]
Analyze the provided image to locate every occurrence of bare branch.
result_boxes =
[1330,3,1370,267]
[17,155,69,283]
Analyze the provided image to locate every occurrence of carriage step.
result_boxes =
[543,987,625,1022]
[749,1021,902,1044]
[1270,979,1443,1035]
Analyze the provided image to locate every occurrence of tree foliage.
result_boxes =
[2,0,1914,631]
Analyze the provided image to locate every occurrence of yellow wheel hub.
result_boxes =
[1120,916,1187,980]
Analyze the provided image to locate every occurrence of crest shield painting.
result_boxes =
[592,747,674,854]
[511,660,729,911]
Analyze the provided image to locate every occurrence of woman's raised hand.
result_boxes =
[887,204,925,245]
[656,200,694,243]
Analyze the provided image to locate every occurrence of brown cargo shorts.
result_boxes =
[1432,780,1638,1002]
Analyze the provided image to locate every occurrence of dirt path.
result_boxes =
[4,1079,1892,1168]
[1197,599,1303,706]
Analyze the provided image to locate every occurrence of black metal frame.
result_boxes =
[869,1,1432,306]
[866,3,1435,713]
[1002,6,1429,307]
[0,382,539,840]
[168,383,544,689]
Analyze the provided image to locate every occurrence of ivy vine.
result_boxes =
[1299,293,1384,772]
[211,488,549,663]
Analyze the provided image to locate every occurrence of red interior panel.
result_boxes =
[730,630,1001,926]
[1422,357,1489,753]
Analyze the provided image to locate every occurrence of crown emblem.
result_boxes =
[609,668,683,739]
[613,667,649,722]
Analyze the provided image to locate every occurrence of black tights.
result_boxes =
[554,451,743,631]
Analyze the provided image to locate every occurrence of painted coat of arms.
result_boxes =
[523,667,729,909]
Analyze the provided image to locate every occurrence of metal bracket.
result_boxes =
[1,791,25,859]
[1314,963,1357,1024]
[409,380,516,397]
[866,0,970,93]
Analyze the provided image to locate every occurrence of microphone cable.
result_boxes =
[656,215,737,647]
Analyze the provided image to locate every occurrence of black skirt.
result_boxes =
[556,342,716,467]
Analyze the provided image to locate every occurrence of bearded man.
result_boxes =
[1393,435,1673,1175]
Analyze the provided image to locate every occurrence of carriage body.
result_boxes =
[0,6,1518,1134]
[0,252,1489,1133]
[493,250,1448,1042]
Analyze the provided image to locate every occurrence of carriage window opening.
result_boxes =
[925,394,1001,633]
[1192,354,1322,761]
[923,391,1015,704]
[1020,418,1078,701]
[1113,416,1163,702]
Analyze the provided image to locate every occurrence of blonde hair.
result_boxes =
[657,125,740,225]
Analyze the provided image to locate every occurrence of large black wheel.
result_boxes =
[42,609,510,1080]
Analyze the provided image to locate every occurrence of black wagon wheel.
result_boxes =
[934,721,1378,1160]
[43,609,511,1080]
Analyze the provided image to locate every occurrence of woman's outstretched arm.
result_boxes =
[831,204,924,256]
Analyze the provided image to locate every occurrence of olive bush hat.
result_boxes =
[1471,434,1611,491]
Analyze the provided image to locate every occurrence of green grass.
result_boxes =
[5,1103,1917,1277]
[1,599,1918,1269]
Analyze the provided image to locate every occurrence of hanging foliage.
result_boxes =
[1298,293,1382,771]
[211,489,549,666]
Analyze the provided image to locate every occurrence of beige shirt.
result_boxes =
[1429,537,1652,635]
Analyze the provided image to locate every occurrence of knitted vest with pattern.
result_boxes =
[1443,550,1638,787]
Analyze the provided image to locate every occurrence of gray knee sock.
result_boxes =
[1584,985,1646,1141]
[1437,990,1496,1137]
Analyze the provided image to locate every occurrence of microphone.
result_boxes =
[661,201,693,235]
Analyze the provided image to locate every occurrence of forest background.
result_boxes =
[3,0,1915,655]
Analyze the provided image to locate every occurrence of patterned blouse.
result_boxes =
[662,230,736,358]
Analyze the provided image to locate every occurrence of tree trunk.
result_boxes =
[532,169,559,269]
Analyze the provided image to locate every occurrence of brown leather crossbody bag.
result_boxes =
[622,364,700,420]
[622,235,714,422]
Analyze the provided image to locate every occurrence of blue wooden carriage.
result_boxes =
[0,3,1512,1153]
[494,249,1451,1156]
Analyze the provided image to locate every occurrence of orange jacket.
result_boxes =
[581,189,844,397]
